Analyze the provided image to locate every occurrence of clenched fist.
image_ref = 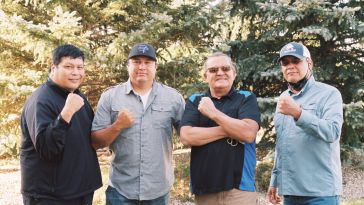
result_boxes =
[112,109,135,131]
[267,186,282,205]
[61,93,85,123]
[277,95,301,120]
[198,97,217,119]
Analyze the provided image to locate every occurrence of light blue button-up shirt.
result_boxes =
[270,77,344,196]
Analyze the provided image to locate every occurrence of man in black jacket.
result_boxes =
[20,44,102,205]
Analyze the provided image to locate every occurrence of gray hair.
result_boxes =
[203,52,237,73]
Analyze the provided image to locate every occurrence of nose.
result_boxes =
[70,68,82,75]
[284,62,295,70]
[138,62,147,70]
[216,68,225,75]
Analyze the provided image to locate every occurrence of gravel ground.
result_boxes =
[0,160,363,205]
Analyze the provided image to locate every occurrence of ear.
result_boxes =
[203,72,208,81]
[50,64,56,73]
[307,58,313,69]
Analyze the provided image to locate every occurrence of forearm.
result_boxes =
[296,89,343,142]
[34,116,69,162]
[60,108,75,123]
[180,126,226,146]
[212,110,259,143]
[91,123,122,149]
[296,110,342,142]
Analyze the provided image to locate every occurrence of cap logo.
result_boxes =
[283,44,296,53]
[137,44,149,53]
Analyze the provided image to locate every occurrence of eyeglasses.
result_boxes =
[206,66,232,73]
[280,58,302,66]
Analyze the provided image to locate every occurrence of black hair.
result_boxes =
[52,44,84,65]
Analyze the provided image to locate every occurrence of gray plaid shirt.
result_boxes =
[92,80,185,200]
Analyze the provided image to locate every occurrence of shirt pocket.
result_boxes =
[110,108,119,123]
[301,103,317,116]
[110,106,137,137]
[151,104,173,128]
[111,104,132,122]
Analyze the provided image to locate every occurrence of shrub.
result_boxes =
[255,160,273,192]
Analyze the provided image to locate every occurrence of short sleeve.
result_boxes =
[180,95,202,127]
[92,91,113,131]
[238,92,261,125]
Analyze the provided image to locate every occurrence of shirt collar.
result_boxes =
[46,79,81,98]
[125,79,158,96]
[206,87,235,100]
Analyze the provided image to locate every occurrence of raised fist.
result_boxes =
[60,93,84,123]
[198,97,217,119]
[113,109,135,131]
[277,95,301,119]
[64,93,84,114]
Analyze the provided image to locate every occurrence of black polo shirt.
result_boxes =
[181,88,261,195]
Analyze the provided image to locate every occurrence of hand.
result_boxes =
[64,93,85,114]
[198,97,218,119]
[277,95,301,119]
[267,186,282,205]
[112,109,135,131]
[61,93,85,123]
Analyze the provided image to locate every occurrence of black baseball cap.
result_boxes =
[128,43,156,61]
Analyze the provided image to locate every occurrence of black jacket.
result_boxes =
[20,80,102,200]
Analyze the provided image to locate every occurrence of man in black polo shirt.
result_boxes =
[180,52,261,205]
[20,44,102,205]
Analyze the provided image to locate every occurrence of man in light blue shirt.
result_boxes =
[267,42,344,205]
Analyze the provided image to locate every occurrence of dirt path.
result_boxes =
[0,160,363,205]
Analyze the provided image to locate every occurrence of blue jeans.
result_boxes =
[284,195,341,205]
[106,186,170,205]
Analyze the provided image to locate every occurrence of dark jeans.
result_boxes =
[22,192,94,205]
[284,195,341,205]
[105,186,169,205]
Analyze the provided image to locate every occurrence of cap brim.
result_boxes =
[277,54,305,62]
[128,55,156,61]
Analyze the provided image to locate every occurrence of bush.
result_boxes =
[255,160,273,192]
[0,134,20,160]
[172,151,193,202]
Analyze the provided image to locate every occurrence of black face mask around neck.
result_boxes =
[288,77,308,91]
[287,69,312,92]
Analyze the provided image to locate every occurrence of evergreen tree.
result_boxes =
[0,0,223,153]
[225,0,364,156]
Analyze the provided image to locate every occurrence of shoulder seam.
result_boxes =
[238,90,252,97]
[189,93,205,102]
